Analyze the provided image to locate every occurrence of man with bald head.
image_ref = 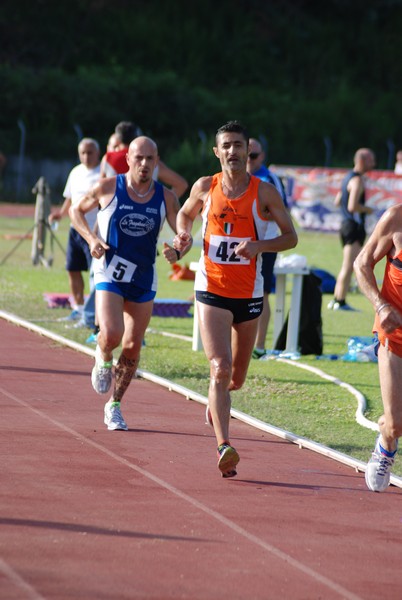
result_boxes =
[328,147,376,311]
[101,120,188,200]
[69,136,182,431]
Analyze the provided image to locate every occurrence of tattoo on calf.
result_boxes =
[113,353,139,403]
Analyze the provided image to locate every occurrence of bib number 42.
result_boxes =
[216,240,241,262]
[209,235,251,264]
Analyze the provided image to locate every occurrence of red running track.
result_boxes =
[1,317,401,600]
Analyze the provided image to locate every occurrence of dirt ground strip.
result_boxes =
[1,317,402,600]
[0,202,36,218]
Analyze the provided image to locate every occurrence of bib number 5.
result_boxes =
[105,253,137,282]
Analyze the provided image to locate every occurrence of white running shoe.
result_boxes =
[365,436,397,492]
[104,401,128,431]
[91,345,113,394]
[72,318,88,329]
[58,309,82,322]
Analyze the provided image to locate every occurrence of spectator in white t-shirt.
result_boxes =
[49,138,100,322]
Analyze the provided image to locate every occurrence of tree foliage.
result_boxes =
[1,0,402,175]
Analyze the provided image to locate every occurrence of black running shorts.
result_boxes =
[340,219,366,247]
[195,291,263,324]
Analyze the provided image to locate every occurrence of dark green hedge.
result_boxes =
[1,0,402,178]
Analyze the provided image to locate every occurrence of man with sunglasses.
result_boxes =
[247,138,288,359]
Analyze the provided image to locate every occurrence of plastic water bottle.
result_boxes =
[355,351,370,362]
[342,352,357,362]
[342,336,377,362]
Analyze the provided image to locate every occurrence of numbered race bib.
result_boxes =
[208,235,251,265]
[105,253,137,283]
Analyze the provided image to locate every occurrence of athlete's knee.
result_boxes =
[209,358,231,386]
[98,329,121,352]
[120,347,141,364]
[229,373,246,391]
[229,357,250,390]
[228,380,242,391]
[122,336,145,358]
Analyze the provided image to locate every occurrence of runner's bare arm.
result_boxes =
[158,160,188,200]
[354,205,402,333]
[161,188,184,264]
[173,176,211,254]
[236,182,297,259]
[69,178,115,255]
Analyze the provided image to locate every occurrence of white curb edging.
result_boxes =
[276,358,379,432]
[145,329,379,432]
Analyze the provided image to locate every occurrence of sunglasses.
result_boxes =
[248,152,260,160]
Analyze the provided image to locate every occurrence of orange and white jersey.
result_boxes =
[374,249,402,347]
[195,172,271,298]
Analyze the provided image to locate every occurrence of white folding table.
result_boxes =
[272,266,310,355]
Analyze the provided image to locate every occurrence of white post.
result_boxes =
[285,273,304,354]
[190,262,203,351]
[192,299,203,351]
[273,266,309,355]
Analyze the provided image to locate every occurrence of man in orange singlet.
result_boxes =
[171,121,297,478]
[354,204,402,492]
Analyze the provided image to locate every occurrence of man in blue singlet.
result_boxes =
[69,136,185,431]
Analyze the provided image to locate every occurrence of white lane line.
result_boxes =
[0,558,46,600]
[1,386,362,600]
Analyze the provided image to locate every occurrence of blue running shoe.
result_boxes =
[86,332,98,344]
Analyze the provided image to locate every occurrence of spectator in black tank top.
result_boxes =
[328,148,375,311]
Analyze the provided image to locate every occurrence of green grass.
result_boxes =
[0,208,396,473]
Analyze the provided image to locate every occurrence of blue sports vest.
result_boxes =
[97,174,166,292]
